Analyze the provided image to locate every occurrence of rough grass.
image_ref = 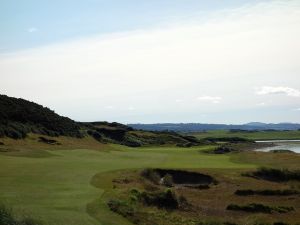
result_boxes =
[231,151,300,170]
[95,166,300,225]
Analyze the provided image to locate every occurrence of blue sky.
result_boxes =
[1,0,269,52]
[0,0,300,124]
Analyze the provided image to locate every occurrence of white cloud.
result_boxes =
[27,27,38,33]
[256,86,300,97]
[1,0,300,123]
[257,102,266,106]
[197,96,222,104]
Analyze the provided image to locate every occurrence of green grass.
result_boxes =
[0,144,255,225]
[191,130,300,141]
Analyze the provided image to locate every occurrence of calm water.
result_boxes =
[255,140,300,153]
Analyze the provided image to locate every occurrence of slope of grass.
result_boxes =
[0,143,254,225]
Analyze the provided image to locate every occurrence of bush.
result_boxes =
[248,167,300,182]
[226,203,294,214]
[203,137,252,143]
[214,145,233,154]
[235,189,299,196]
[141,169,161,184]
[162,174,174,187]
[140,189,179,209]
[107,199,135,218]
[129,188,142,203]
[122,135,142,147]
[197,221,238,225]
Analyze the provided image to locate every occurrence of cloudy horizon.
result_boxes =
[1,0,300,124]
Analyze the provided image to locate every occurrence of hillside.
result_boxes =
[0,94,82,138]
[0,95,199,147]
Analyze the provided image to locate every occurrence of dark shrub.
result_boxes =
[203,137,252,143]
[141,169,161,184]
[248,167,300,182]
[235,189,299,196]
[107,199,135,218]
[235,189,255,195]
[273,222,290,225]
[122,135,142,147]
[162,174,173,187]
[38,137,59,145]
[92,131,102,140]
[227,203,272,213]
[96,128,126,141]
[176,142,193,147]
[226,203,294,213]
[141,189,179,209]
[214,145,232,154]
[197,221,238,225]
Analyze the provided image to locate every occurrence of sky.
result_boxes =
[0,0,300,124]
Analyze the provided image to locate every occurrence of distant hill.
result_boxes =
[0,95,200,147]
[128,122,300,132]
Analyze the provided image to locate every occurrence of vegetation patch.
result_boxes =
[213,145,235,154]
[0,94,82,138]
[202,137,253,143]
[270,150,295,154]
[38,136,60,145]
[107,199,136,219]
[140,189,179,209]
[235,189,300,196]
[245,167,300,182]
[191,130,300,141]
[226,203,294,213]
[197,222,238,225]
[0,205,42,225]
[106,188,188,225]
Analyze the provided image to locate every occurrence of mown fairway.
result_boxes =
[0,144,256,225]
[191,130,300,140]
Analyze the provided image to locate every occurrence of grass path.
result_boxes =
[0,145,255,225]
